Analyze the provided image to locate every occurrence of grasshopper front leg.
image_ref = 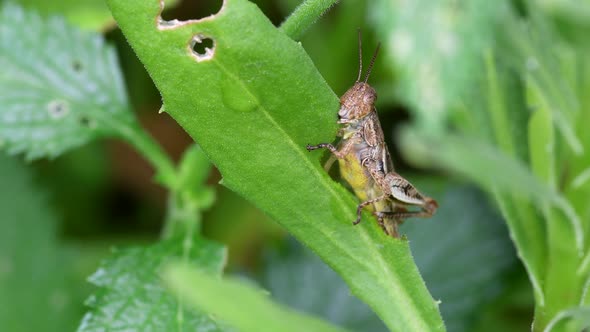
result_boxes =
[375,210,404,238]
[306,132,362,159]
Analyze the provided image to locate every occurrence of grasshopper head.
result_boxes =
[338,82,377,123]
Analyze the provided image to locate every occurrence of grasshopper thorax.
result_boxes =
[338,82,377,123]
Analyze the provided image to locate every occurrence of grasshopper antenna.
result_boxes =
[364,43,381,83]
[356,29,363,82]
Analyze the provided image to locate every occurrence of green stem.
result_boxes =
[161,145,213,239]
[116,118,178,190]
[161,193,200,239]
[279,0,339,40]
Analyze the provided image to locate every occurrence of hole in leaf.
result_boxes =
[190,35,215,61]
[160,0,223,21]
[47,100,70,119]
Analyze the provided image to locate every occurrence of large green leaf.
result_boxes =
[0,3,133,160]
[0,154,84,332]
[261,185,516,332]
[78,238,231,332]
[106,0,445,330]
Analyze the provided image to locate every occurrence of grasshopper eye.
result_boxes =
[363,93,375,105]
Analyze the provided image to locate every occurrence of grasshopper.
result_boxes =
[307,33,437,237]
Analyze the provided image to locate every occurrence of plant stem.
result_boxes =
[115,116,178,190]
[161,145,213,239]
[279,0,339,40]
[161,193,200,239]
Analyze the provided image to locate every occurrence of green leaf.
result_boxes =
[164,264,350,332]
[176,144,214,208]
[78,238,231,332]
[502,12,583,155]
[543,306,590,332]
[106,0,445,330]
[15,0,180,31]
[16,0,115,31]
[0,3,134,160]
[260,185,516,332]
[0,154,83,332]
[371,0,506,133]
[279,0,340,40]
[527,76,556,187]
[403,186,516,332]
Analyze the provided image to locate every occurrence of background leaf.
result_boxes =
[14,0,180,31]
[164,263,350,332]
[371,0,506,133]
[0,2,134,160]
[106,0,445,330]
[543,306,590,332]
[78,237,231,332]
[0,154,84,332]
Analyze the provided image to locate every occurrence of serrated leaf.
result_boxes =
[0,154,83,332]
[78,238,231,332]
[164,264,350,332]
[0,3,134,160]
[106,0,445,330]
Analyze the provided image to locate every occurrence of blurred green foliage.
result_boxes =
[0,154,85,331]
[1,0,590,331]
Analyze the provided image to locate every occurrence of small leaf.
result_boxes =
[176,144,214,209]
[164,264,350,332]
[0,154,83,332]
[78,238,231,332]
[0,3,134,160]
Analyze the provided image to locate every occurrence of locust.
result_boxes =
[307,33,438,237]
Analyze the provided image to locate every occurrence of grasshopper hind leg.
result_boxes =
[377,198,438,220]
[375,209,406,238]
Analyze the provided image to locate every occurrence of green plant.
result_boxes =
[1,0,589,331]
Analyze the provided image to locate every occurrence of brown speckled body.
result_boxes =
[306,42,437,237]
